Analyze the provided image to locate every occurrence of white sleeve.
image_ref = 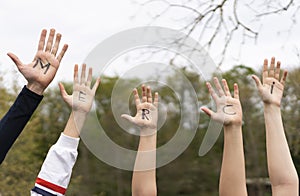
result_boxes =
[31,132,80,196]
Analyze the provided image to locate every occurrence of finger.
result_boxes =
[280,70,288,86]
[206,82,218,102]
[38,29,47,51]
[74,64,79,84]
[92,77,101,94]
[142,84,147,103]
[262,59,268,84]
[274,61,281,80]
[233,83,239,99]
[154,92,159,108]
[269,57,275,78]
[45,29,55,52]
[213,77,224,97]
[56,44,68,62]
[80,64,86,85]
[252,75,263,89]
[222,79,231,97]
[200,107,214,117]
[86,67,93,87]
[7,52,23,68]
[58,82,69,101]
[147,86,152,103]
[51,33,61,56]
[121,114,135,124]
[133,88,141,106]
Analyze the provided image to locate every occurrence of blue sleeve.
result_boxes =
[0,85,43,164]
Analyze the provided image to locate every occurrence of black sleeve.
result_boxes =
[0,85,43,164]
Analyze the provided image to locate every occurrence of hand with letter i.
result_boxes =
[252,57,287,107]
[252,57,298,196]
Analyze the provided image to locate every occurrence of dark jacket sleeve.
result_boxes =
[0,85,43,164]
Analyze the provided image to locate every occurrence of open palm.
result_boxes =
[7,29,68,94]
[59,64,100,114]
[122,85,159,131]
[201,78,242,126]
[252,57,287,107]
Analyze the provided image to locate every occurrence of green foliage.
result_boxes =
[0,65,299,195]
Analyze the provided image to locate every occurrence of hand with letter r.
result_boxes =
[121,84,158,135]
[122,84,158,196]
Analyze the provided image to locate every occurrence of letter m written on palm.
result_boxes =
[33,58,50,74]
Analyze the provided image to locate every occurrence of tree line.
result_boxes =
[0,64,299,195]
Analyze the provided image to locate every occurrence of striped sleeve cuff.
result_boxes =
[31,132,80,196]
[32,178,66,195]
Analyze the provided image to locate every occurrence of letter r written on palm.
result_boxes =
[121,85,159,135]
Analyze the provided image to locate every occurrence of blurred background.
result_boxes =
[0,0,300,195]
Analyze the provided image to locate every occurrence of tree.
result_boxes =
[134,0,300,66]
[1,65,299,195]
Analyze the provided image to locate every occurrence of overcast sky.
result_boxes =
[1,0,300,89]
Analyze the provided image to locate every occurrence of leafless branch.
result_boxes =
[256,0,294,17]
[133,0,299,67]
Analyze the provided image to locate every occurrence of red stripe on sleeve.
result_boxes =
[35,177,66,194]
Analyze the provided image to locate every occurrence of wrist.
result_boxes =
[224,123,242,130]
[263,102,280,109]
[139,127,157,137]
[26,82,45,95]
[264,103,281,114]
[224,124,242,137]
[262,99,281,107]
[72,111,88,125]
[72,108,90,117]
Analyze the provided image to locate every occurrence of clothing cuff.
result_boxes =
[23,85,44,100]
[56,133,80,149]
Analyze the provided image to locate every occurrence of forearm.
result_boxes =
[264,104,298,187]
[63,111,87,138]
[219,125,247,196]
[0,86,43,164]
[132,128,157,196]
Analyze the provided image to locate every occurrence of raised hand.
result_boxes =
[201,77,242,126]
[7,29,68,95]
[121,85,158,132]
[252,57,287,107]
[59,64,100,114]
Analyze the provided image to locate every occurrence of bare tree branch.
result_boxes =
[256,0,294,17]
[133,0,299,67]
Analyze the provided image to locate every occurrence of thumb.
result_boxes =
[7,52,23,69]
[200,107,214,117]
[251,75,262,89]
[121,114,135,124]
[58,82,70,104]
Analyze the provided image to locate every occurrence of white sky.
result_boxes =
[0,0,299,89]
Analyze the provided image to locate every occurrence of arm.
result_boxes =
[0,29,68,164]
[31,64,100,196]
[121,85,158,196]
[252,57,299,196]
[201,78,247,196]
